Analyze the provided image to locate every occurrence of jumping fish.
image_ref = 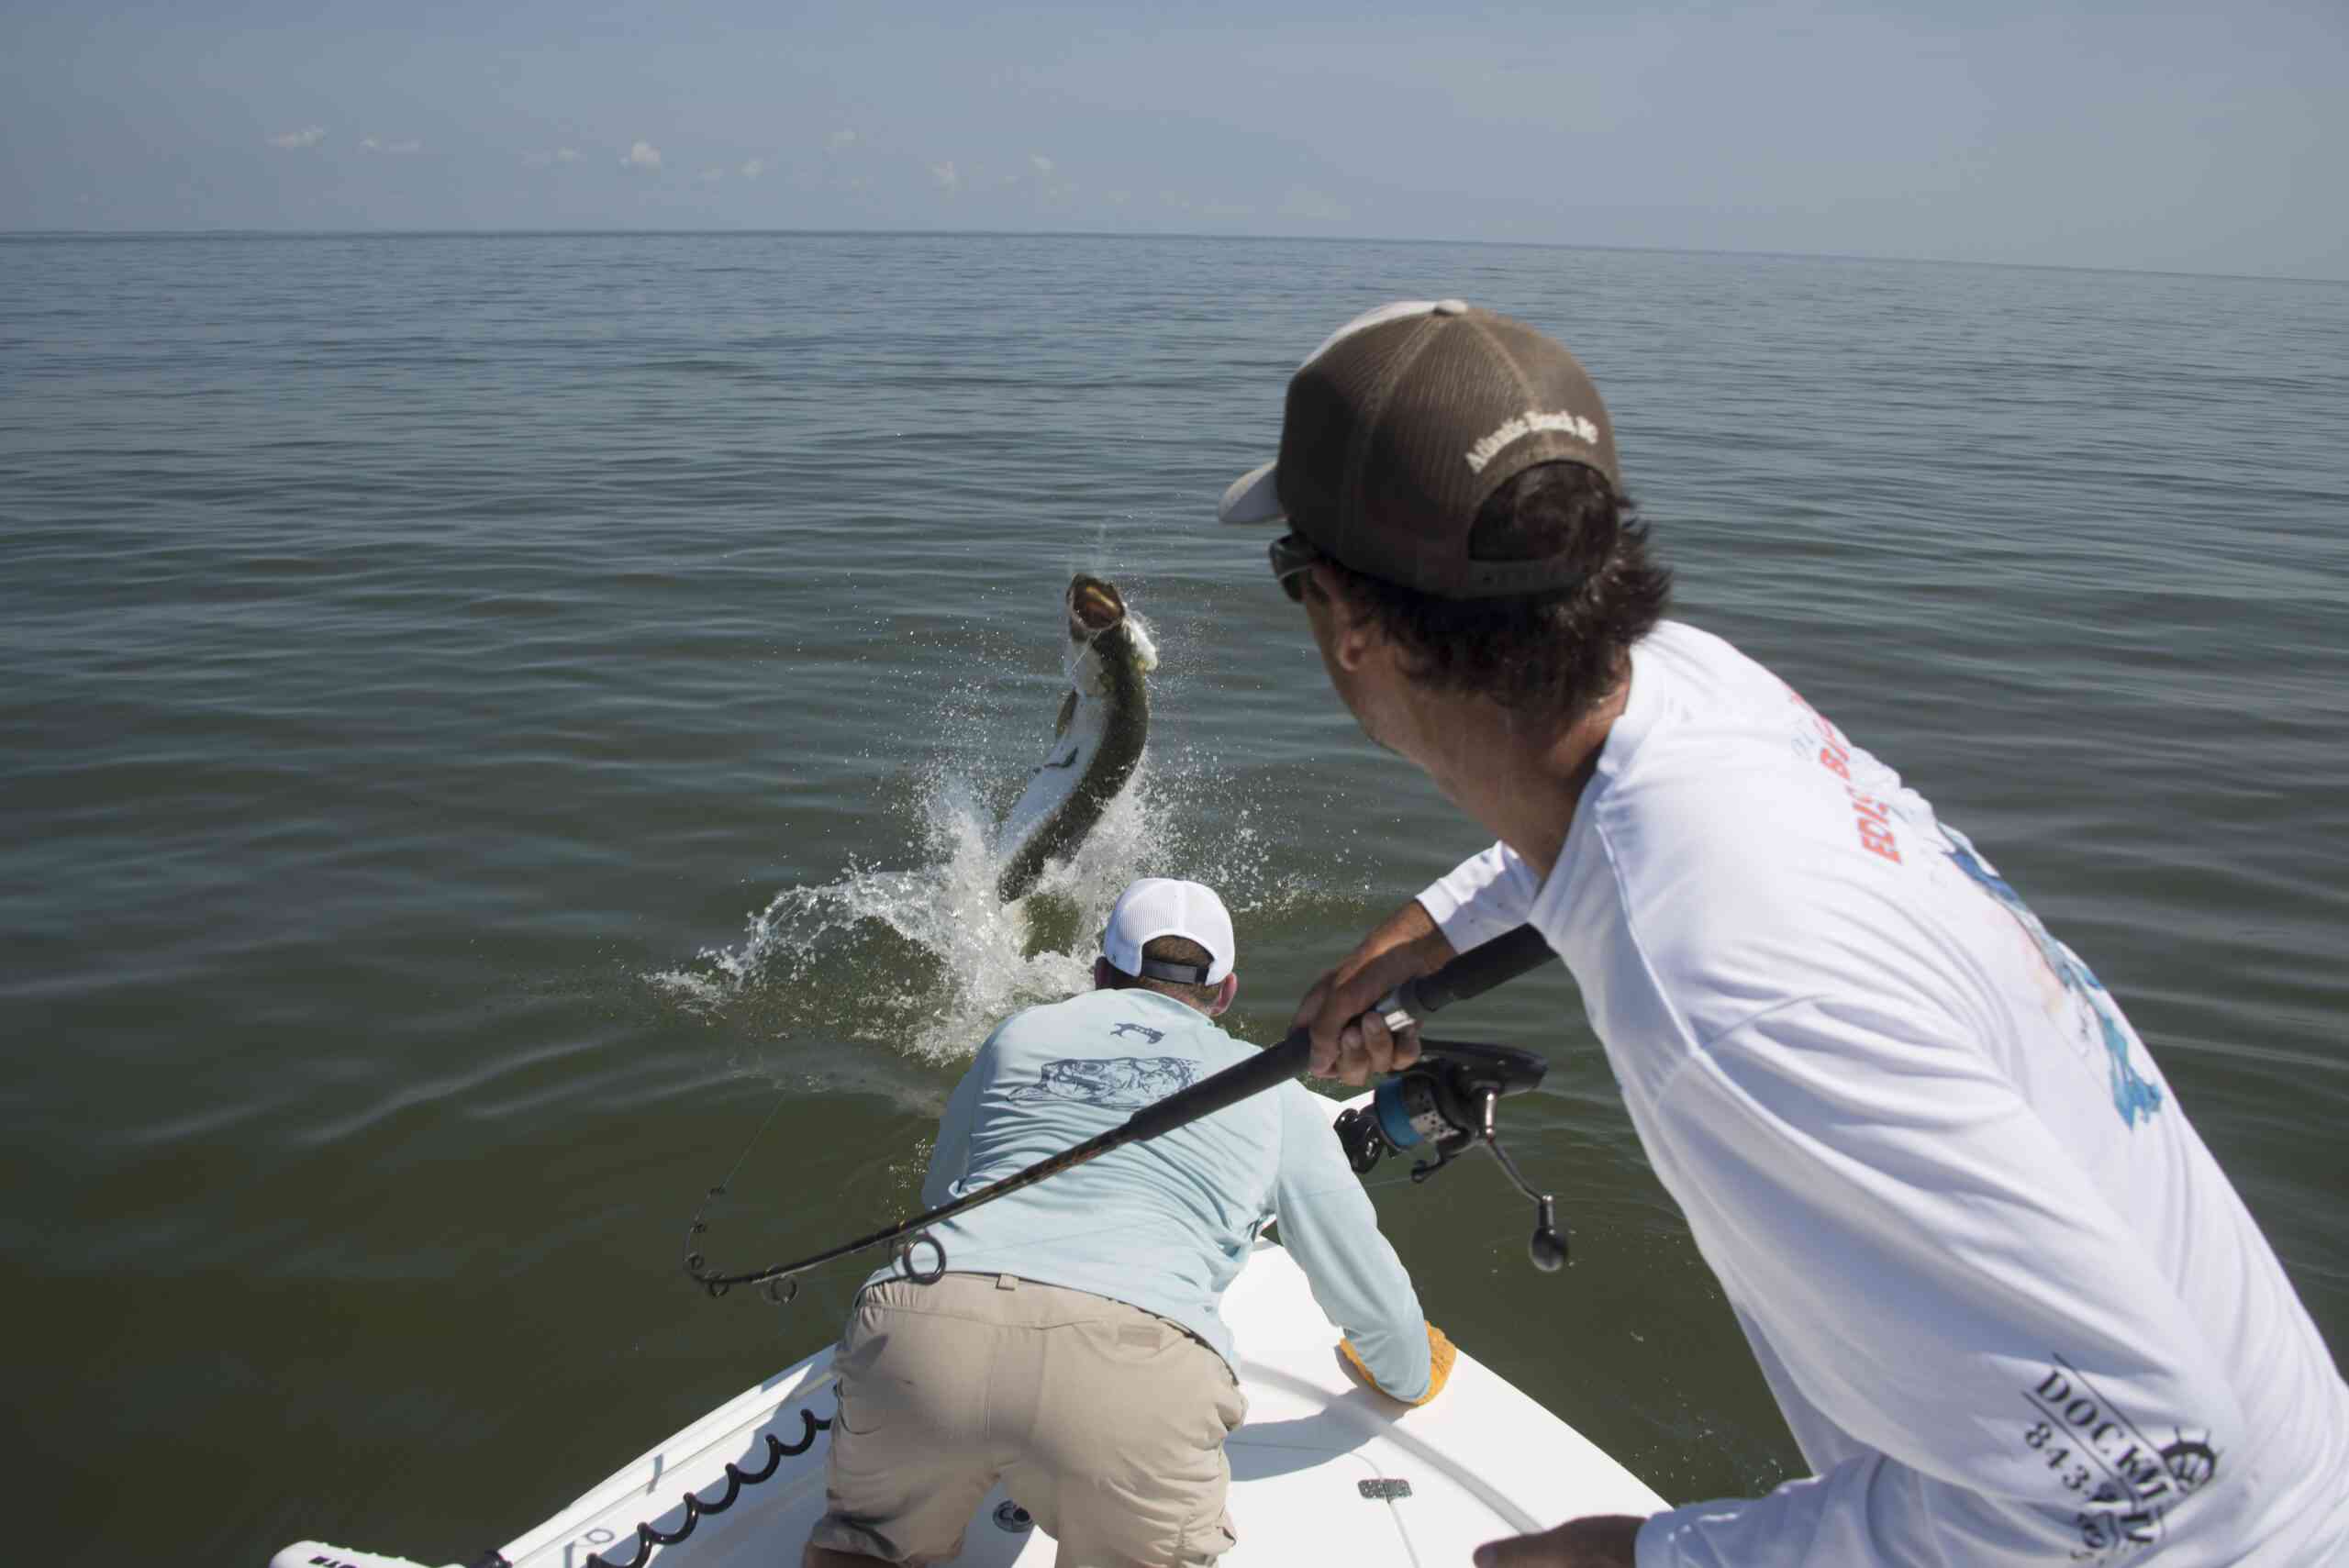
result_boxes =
[994,574,1156,903]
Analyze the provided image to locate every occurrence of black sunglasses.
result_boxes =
[1268,532,1322,604]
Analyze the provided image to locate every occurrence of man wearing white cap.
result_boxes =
[805,876,1450,1568]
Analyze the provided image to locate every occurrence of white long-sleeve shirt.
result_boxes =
[1419,621,2349,1566]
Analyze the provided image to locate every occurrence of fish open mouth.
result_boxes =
[1068,575,1126,636]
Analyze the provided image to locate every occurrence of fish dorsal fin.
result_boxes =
[1053,690,1078,740]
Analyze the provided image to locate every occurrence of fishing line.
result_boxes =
[685,924,1568,1301]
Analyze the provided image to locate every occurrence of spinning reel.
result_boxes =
[1334,1040,1567,1272]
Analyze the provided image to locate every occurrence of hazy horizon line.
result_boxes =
[4,224,2343,289]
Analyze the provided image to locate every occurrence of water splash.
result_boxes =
[660,728,1356,1055]
[649,584,1342,1062]
[652,731,1319,1061]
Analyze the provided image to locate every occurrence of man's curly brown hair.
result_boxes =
[1316,462,1671,726]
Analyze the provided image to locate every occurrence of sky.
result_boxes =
[4,0,2343,280]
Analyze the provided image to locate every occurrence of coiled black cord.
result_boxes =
[581,1405,831,1568]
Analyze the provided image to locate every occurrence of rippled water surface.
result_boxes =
[4,233,2345,1564]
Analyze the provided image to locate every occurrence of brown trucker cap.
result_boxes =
[1218,300,1620,599]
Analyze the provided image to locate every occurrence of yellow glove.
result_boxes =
[1340,1321,1456,1407]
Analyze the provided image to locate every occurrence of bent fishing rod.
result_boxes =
[684,923,1564,1304]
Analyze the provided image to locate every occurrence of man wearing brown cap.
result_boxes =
[1219,301,2349,1566]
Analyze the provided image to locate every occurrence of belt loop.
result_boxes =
[996,1273,1018,1291]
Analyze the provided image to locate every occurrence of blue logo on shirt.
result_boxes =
[1945,835,2161,1129]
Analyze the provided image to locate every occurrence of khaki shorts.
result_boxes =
[809,1272,1248,1567]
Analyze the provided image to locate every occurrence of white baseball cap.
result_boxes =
[1101,878,1235,986]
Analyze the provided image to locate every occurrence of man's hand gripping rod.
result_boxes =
[683,924,1560,1301]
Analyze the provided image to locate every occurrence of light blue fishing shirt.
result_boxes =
[877,985,1432,1401]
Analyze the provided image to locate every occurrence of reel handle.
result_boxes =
[1530,1196,1567,1273]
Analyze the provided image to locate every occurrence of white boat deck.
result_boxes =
[274,1089,1666,1568]
[276,1239,1664,1568]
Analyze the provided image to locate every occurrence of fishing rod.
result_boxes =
[683,923,1564,1303]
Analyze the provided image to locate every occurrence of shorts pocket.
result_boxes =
[831,1295,995,1444]
[830,1391,881,1436]
[829,1311,900,1437]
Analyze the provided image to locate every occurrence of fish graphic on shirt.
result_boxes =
[1008,1055,1199,1110]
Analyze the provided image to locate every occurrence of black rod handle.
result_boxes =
[1384,922,1555,1018]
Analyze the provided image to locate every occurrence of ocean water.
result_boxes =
[3,231,2344,1565]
